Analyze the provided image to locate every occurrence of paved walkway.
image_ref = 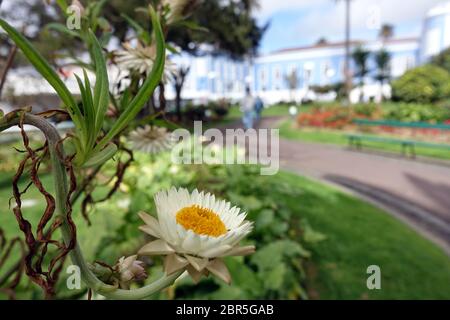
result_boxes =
[222,117,450,253]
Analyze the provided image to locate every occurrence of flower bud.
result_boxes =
[116,255,148,284]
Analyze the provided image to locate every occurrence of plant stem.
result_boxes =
[0,111,183,299]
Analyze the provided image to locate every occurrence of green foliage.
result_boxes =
[374,49,391,83]
[352,46,371,83]
[2,148,450,299]
[431,47,450,74]
[382,102,450,122]
[353,103,378,117]
[392,65,450,103]
[88,151,324,300]
[0,7,166,167]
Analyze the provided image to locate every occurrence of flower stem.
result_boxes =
[0,111,183,299]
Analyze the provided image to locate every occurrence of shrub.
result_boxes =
[391,65,450,103]
[297,108,352,129]
[382,103,450,122]
[353,103,378,117]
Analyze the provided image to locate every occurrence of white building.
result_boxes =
[169,1,450,104]
[2,1,450,108]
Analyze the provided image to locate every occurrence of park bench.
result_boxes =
[346,119,450,158]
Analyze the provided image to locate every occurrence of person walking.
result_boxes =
[254,95,264,123]
[240,87,256,129]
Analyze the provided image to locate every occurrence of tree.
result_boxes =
[352,46,370,102]
[374,49,391,101]
[391,65,450,104]
[335,0,353,104]
[316,37,328,45]
[379,23,394,43]
[171,65,190,120]
[431,47,450,74]
[100,0,266,59]
[284,69,299,102]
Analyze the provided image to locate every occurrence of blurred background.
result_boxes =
[0,0,449,300]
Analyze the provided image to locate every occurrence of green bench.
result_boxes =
[346,119,450,158]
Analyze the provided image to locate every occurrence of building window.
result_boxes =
[303,62,314,87]
[272,65,281,90]
[258,67,268,91]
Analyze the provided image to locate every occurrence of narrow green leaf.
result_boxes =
[90,0,108,31]
[175,20,209,33]
[121,13,151,45]
[82,143,118,168]
[75,71,95,151]
[82,70,95,126]
[55,0,69,14]
[83,69,97,150]
[95,6,165,152]
[0,19,86,135]
[88,30,109,136]
[45,22,80,38]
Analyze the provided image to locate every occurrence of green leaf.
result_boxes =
[55,0,69,14]
[83,143,118,168]
[174,20,209,33]
[0,19,86,136]
[121,13,151,45]
[45,22,80,38]
[74,70,95,149]
[95,6,165,152]
[88,30,109,136]
[302,221,327,244]
[255,209,274,230]
[263,264,286,291]
[166,43,180,54]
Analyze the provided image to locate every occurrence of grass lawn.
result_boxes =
[280,119,450,161]
[224,104,291,121]
[0,165,449,299]
[277,171,450,299]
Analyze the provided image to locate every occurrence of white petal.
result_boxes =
[207,259,231,284]
[186,265,204,284]
[138,239,174,256]
[138,225,160,238]
[220,245,255,257]
[164,254,189,275]
[180,229,202,253]
[185,255,209,271]
[200,245,233,258]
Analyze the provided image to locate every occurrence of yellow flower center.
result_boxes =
[176,205,227,237]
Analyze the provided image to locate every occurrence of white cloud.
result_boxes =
[258,0,446,51]
[256,0,328,19]
[257,0,445,21]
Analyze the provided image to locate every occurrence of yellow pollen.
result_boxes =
[176,205,227,237]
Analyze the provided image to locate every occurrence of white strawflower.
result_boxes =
[128,125,174,154]
[115,42,176,83]
[138,188,255,284]
[163,0,194,24]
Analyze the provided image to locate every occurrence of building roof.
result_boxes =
[427,1,450,18]
[271,38,419,55]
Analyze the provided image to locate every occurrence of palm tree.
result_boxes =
[374,49,391,101]
[335,0,353,104]
[352,46,370,102]
[379,24,394,43]
[284,69,299,102]
[171,66,191,121]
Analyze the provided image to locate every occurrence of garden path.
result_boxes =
[220,116,450,253]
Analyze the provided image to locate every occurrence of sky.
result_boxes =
[255,0,446,54]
